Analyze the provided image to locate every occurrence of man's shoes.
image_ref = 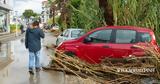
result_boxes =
[29,71,34,75]
[36,68,41,72]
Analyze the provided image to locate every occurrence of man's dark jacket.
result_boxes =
[25,27,45,52]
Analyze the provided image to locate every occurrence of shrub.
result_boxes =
[10,24,20,33]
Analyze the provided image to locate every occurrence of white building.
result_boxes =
[41,1,50,24]
[0,0,12,63]
[0,0,11,33]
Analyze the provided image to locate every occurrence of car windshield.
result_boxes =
[71,30,85,38]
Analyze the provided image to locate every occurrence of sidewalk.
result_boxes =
[0,32,24,70]
[0,33,23,43]
[0,32,65,84]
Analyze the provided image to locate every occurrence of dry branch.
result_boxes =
[44,44,160,84]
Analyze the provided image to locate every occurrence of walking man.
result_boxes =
[20,24,24,34]
[25,21,45,75]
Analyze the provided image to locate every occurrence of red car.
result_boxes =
[57,26,158,63]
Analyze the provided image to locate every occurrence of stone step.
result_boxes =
[0,32,10,36]
[0,33,15,37]
[0,33,16,42]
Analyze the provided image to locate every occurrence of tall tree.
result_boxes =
[23,9,35,19]
[49,1,57,25]
[49,0,70,31]
[22,9,38,23]
[48,0,160,40]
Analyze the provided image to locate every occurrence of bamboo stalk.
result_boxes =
[44,43,160,83]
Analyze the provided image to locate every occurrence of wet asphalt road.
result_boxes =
[0,32,66,84]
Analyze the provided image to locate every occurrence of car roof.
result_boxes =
[66,28,83,31]
[96,26,153,32]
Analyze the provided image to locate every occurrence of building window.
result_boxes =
[3,0,6,4]
[0,0,6,4]
[0,15,7,32]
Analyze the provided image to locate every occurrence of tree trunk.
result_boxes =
[59,0,70,31]
[50,2,56,25]
[98,0,114,25]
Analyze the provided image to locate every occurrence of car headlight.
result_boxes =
[57,42,63,47]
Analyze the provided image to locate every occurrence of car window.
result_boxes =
[115,30,136,43]
[79,31,85,36]
[139,32,151,42]
[88,29,112,43]
[71,30,85,38]
[63,30,69,37]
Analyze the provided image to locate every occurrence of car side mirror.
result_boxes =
[60,33,63,36]
[83,37,92,43]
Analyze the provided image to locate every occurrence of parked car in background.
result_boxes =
[39,23,44,29]
[56,28,85,45]
[44,24,51,30]
[57,26,159,64]
[51,24,59,32]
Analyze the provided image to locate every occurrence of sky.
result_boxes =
[10,0,47,16]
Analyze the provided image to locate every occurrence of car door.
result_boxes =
[78,29,113,63]
[132,31,152,56]
[109,29,139,58]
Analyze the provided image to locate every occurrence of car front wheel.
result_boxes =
[65,51,76,57]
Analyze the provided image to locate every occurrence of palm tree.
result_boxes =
[98,0,114,25]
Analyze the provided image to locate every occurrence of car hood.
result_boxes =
[57,39,78,50]
[63,39,79,44]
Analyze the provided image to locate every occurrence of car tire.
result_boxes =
[65,51,76,57]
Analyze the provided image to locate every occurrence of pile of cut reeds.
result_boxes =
[44,44,160,84]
